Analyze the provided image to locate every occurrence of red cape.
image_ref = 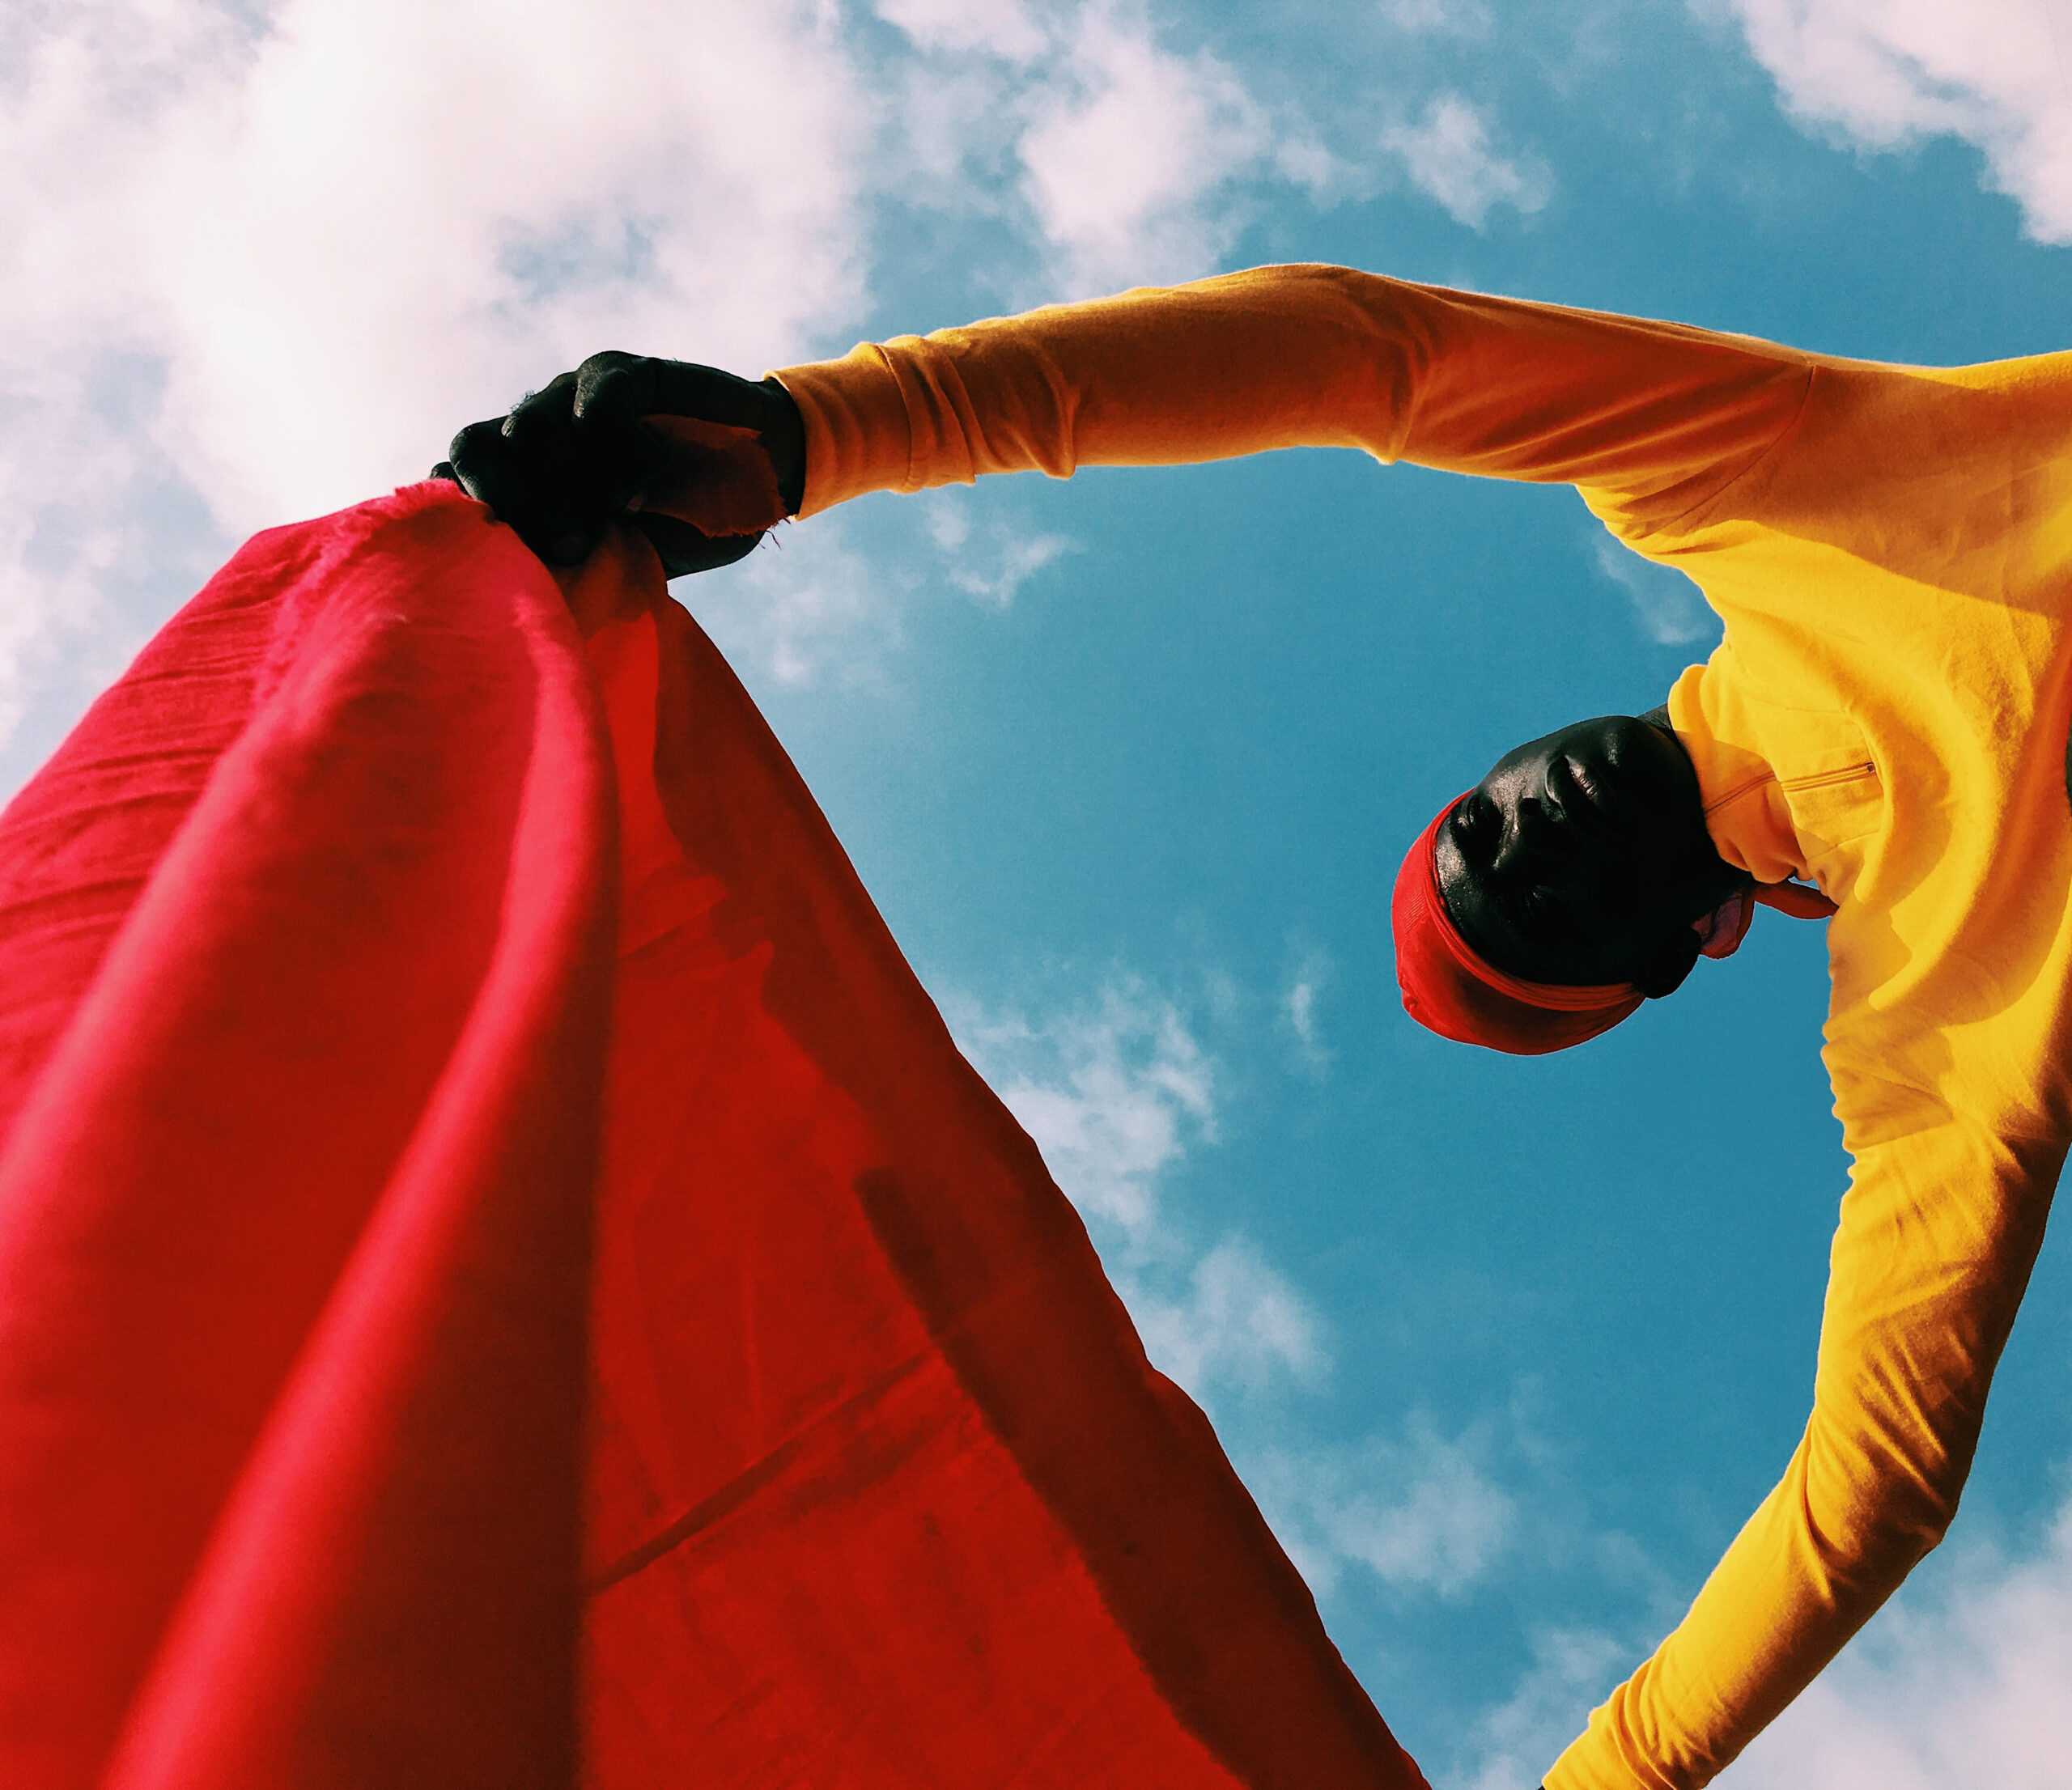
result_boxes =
[0,481,1428,1790]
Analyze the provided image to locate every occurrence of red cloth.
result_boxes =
[1392,790,1839,1055]
[0,481,1427,1790]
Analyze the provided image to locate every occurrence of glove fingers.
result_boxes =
[497,369,579,452]
[444,354,780,571]
[445,416,605,567]
[573,354,771,432]
[433,431,746,575]
[502,370,659,515]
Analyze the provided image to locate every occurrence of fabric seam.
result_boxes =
[1639,361,1818,540]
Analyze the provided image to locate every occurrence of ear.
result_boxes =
[1634,931,1701,999]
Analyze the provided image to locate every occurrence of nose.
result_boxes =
[1488,778,1600,884]
[1488,797,1551,877]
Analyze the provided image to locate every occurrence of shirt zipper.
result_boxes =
[1780,760,1878,792]
[1705,760,1877,816]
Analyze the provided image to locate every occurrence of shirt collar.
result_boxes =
[1662,655,1810,887]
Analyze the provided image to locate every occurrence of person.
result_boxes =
[435,261,2072,1790]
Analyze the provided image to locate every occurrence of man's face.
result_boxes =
[1430,713,1747,989]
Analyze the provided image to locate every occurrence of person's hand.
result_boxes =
[430,353,806,578]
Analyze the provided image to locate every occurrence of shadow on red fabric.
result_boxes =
[0,481,1429,1790]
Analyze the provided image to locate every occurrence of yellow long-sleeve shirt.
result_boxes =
[766,264,2072,1789]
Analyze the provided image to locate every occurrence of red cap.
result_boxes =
[1391,790,1836,1055]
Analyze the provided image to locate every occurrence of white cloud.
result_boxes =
[1382,91,1553,229]
[697,513,906,693]
[1454,1481,2072,1790]
[1013,4,1275,292]
[949,532,1080,607]
[0,0,1565,797]
[1378,0,1495,36]
[0,0,883,781]
[0,476,148,761]
[1590,535,1717,647]
[1272,132,1365,202]
[925,502,973,554]
[1729,1492,2072,1789]
[1283,943,1334,1076]
[1723,0,2072,242]
[938,969,1346,1410]
[1123,1235,1331,1401]
[881,56,1029,215]
[874,0,1049,62]
[1324,1429,1518,1596]
[1250,1413,1522,1601]
[877,0,1386,289]
[924,492,1081,609]
[1458,1626,1636,1790]
[1288,980,1324,1058]
[941,973,1218,1250]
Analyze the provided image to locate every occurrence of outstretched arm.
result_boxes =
[438,263,1815,570]
[769,262,1813,537]
[1544,1094,2059,1788]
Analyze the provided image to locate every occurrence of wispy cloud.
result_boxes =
[1250,1413,1523,1601]
[1590,535,1717,647]
[940,972,1219,1253]
[1730,1488,2072,1789]
[1454,1478,2072,1790]
[923,494,1081,609]
[1382,92,1553,230]
[1725,0,2072,243]
[1265,130,1364,203]
[1378,0,1495,37]
[1013,4,1276,293]
[877,0,1392,295]
[702,513,908,691]
[1457,1626,1637,1790]
[0,0,888,776]
[0,0,1604,792]
[1283,942,1335,1077]
[938,966,1348,1415]
[873,0,1048,62]
[1121,1236,1331,1401]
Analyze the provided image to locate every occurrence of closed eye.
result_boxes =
[1447,798,1478,862]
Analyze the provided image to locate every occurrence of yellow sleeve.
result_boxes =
[766,262,1812,532]
[1544,1096,2061,1789]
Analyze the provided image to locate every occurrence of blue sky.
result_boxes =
[7,2,2072,1783]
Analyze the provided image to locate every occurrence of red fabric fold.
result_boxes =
[0,482,1427,1790]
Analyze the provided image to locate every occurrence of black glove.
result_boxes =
[431,353,805,579]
